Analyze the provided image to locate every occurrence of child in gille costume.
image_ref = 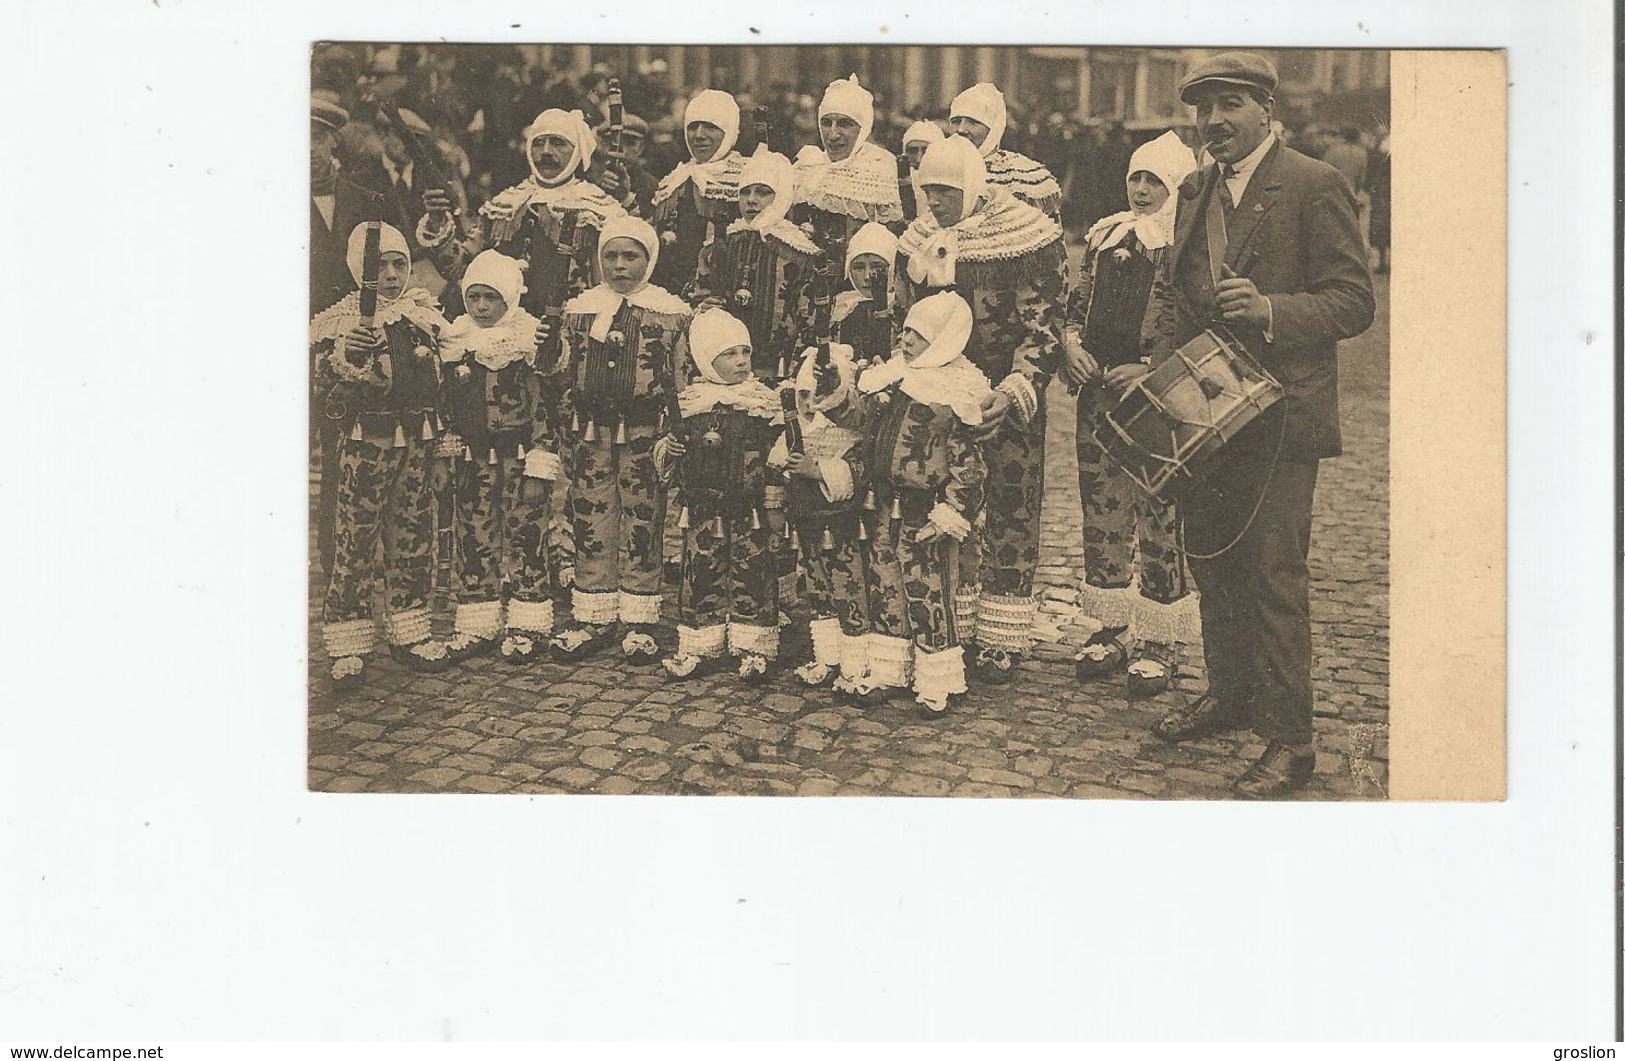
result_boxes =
[1064,130,1200,697]
[436,250,558,663]
[541,215,692,663]
[655,309,785,681]
[832,221,900,367]
[312,222,452,688]
[767,340,871,691]
[855,291,990,716]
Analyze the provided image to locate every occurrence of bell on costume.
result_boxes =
[712,514,726,537]
[863,488,878,512]
[890,496,903,522]
[613,417,629,446]
[820,526,837,554]
[856,517,870,542]
[349,422,364,441]
[583,417,599,442]
[392,423,407,448]
[420,417,435,441]
[750,508,763,532]
[677,505,691,530]
[569,409,582,433]
[487,447,499,465]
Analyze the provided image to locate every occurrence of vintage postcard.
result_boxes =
[305,43,1504,802]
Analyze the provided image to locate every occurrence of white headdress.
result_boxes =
[950,82,1008,157]
[523,109,597,185]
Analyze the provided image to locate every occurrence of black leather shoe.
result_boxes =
[1232,742,1316,800]
[1154,694,1249,742]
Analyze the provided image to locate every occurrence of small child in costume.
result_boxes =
[436,250,557,663]
[654,309,785,681]
[312,222,452,687]
[855,291,990,715]
[1063,130,1200,697]
[832,221,900,367]
[541,215,692,663]
[767,340,871,690]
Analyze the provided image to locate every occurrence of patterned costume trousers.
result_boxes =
[794,513,871,676]
[1074,386,1197,648]
[960,401,1047,652]
[866,503,966,698]
[453,452,553,637]
[321,439,435,656]
[560,429,667,626]
[677,510,779,658]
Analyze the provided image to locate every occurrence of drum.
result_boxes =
[1094,329,1283,498]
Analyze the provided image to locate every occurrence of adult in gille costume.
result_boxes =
[792,75,904,258]
[649,89,748,295]
[895,135,1068,684]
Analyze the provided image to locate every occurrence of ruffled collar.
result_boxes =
[792,141,903,221]
[858,353,993,426]
[653,151,745,205]
[724,215,821,257]
[565,282,691,341]
[1086,201,1176,253]
[898,187,1062,287]
[440,307,544,372]
[309,287,448,344]
[677,377,783,420]
[480,176,620,224]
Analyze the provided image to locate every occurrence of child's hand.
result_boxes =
[1062,330,1100,386]
[344,325,385,355]
[662,438,688,459]
[785,453,822,482]
[914,522,941,544]
[534,320,553,348]
[1104,363,1149,394]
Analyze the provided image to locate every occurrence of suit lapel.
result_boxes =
[1171,166,1216,276]
[1224,140,1283,272]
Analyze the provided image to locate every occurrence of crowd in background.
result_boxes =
[310,42,1391,263]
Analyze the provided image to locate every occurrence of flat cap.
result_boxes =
[310,91,350,131]
[1178,52,1278,105]
[598,113,650,139]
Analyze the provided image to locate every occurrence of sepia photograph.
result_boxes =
[306,42,1396,801]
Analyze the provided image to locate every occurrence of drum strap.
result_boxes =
[1181,400,1287,561]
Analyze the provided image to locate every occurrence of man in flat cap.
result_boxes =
[310,92,394,574]
[1148,52,1374,799]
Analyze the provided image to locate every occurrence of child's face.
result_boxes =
[376,252,410,301]
[922,184,967,227]
[738,183,776,222]
[1127,171,1170,215]
[599,237,650,294]
[896,328,930,363]
[710,345,753,384]
[848,253,887,294]
[465,285,509,327]
[904,140,930,170]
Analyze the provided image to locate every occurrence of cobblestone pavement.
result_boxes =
[308,279,1390,800]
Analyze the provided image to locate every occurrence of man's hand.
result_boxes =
[784,453,823,482]
[1062,330,1101,387]
[422,187,455,225]
[1104,362,1150,395]
[662,438,688,459]
[1216,265,1271,330]
[972,390,1013,442]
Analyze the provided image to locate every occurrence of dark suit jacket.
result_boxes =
[310,174,396,316]
[1152,140,1374,459]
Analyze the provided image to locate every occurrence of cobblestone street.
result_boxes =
[308,279,1390,800]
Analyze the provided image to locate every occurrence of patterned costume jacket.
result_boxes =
[689,224,822,380]
[649,153,746,295]
[547,293,692,627]
[418,178,623,319]
[309,289,450,660]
